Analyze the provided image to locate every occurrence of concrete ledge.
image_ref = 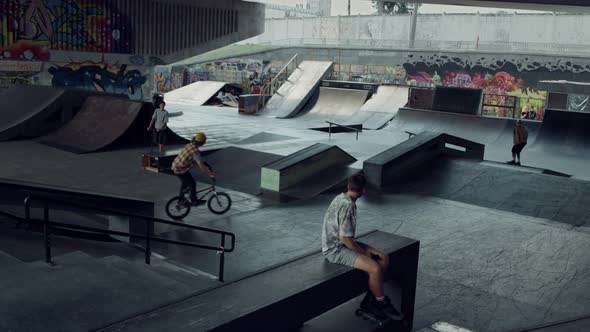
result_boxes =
[261,143,356,192]
[0,178,154,243]
[363,132,484,188]
[103,230,420,332]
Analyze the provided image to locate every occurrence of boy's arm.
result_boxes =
[196,160,215,177]
[340,236,369,256]
[147,118,155,130]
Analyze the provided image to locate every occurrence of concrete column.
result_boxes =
[409,4,420,48]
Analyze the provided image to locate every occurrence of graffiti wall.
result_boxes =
[48,62,148,100]
[0,0,132,62]
[0,59,150,100]
[329,54,590,120]
[0,61,41,88]
[153,59,281,95]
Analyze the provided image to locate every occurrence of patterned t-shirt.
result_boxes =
[321,193,357,253]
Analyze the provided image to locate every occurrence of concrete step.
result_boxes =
[0,253,217,332]
[28,250,95,269]
[100,255,217,293]
[0,249,24,267]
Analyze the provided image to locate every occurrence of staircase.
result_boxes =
[0,220,218,332]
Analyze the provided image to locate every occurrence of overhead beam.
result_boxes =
[392,0,590,13]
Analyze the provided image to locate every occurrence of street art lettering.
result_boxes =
[0,0,131,61]
[49,62,147,100]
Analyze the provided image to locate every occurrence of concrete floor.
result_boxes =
[0,132,589,331]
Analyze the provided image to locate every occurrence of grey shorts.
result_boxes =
[324,242,367,268]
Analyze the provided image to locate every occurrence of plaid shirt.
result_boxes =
[172,143,199,174]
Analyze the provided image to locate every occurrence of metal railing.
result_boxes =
[23,195,235,282]
[325,121,361,140]
[261,53,300,107]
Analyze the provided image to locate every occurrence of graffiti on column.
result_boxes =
[154,66,172,92]
[0,0,131,61]
[48,62,147,100]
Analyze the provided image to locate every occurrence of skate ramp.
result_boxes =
[532,109,590,157]
[392,158,590,228]
[387,108,541,160]
[0,86,66,141]
[297,87,368,125]
[164,81,227,106]
[262,61,333,119]
[41,96,145,153]
[347,86,409,130]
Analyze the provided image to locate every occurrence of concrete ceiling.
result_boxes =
[397,0,590,13]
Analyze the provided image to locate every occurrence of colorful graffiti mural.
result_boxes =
[0,60,41,88]
[152,59,280,95]
[48,61,147,100]
[0,0,131,61]
[153,66,172,93]
[199,58,277,93]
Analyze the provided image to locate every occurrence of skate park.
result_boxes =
[2,1,590,332]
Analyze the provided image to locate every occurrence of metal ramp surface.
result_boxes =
[348,85,409,130]
[164,81,227,106]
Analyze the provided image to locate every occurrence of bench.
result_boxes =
[104,230,419,332]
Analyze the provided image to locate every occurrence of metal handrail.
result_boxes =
[325,121,361,141]
[261,54,300,108]
[23,194,235,282]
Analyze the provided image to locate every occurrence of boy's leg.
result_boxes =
[364,244,389,270]
[510,145,517,163]
[353,254,385,299]
[160,129,167,152]
[186,172,197,201]
[177,173,187,198]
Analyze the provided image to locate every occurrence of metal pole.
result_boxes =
[218,235,226,282]
[328,123,332,140]
[347,0,350,16]
[145,220,152,264]
[43,202,51,264]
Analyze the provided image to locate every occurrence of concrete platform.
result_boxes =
[1,125,589,331]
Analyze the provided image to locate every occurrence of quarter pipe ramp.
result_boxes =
[164,81,227,106]
[0,86,71,141]
[41,96,146,153]
[296,87,369,125]
[347,86,409,130]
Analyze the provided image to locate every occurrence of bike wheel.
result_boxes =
[207,192,232,215]
[166,196,191,220]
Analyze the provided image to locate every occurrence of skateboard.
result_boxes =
[355,307,391,327]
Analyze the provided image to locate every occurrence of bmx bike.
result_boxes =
[165,178,232,220]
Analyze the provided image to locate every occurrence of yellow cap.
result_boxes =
[193,132,207,143]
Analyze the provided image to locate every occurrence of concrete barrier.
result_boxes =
[261,143,356,194]
[363,132,484,188]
